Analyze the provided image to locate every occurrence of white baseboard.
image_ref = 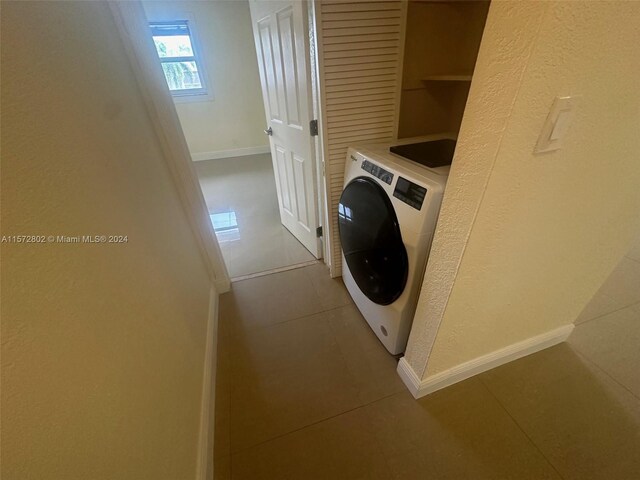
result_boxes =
[397,323,575,399]
[396,354,423,398]
[196,287,219,480]
[191,145,270,162]
[214,277,231,294]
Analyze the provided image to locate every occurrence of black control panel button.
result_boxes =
[393,176,427,211]
[361,159,393,185]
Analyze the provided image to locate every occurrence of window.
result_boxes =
[150,20,208,98]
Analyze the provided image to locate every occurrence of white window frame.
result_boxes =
[149,17,214,103]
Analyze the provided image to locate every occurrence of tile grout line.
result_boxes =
[477,376,568,480]
[224,264,390,459]
[228,302,354,338]
[570,301,640,402]
[230,259,320,283]
[356,395,403,479]
[325,305,367,398]
[322,299,406,406]
[575,298,640,327]
[225,265,356,334]
[224,263,402,469]
[624,254,640,265]
[567,345,640,403]
[226,299,402,457]
[228,390,401,459]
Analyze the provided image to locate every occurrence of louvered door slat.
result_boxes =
[322,32,401,45]
[322,2,400,13]
[326,55,399,67]
[322,10,401,21]
[317,0,405,276]
[323,41,399,53]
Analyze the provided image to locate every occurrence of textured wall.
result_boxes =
[143,0,268,156]
[403,0,547,376]
[1,2,212,479]
[405,0,640,379]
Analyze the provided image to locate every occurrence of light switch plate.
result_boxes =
[534,96,578,154]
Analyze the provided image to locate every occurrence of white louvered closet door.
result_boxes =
[316,0,406,275]
[250,0,322,258]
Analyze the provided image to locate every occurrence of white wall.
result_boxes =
[404,1,640,383]
[1,2,214,479]
[143,0,268,158]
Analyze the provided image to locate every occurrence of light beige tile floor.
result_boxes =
[575,236,640,324]
[567,236,640,401]
[196,154,315,278]
[215,248,640,479]
[481,345,640,480]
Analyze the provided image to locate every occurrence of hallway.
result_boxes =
[214,261,640,480]
[196,153,316,279]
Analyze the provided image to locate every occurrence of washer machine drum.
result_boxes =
[338,177,408,306]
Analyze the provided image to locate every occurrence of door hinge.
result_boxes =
[316,226,323,238]
[310,119,318,136]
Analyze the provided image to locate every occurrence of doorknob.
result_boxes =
[264,127,273,136]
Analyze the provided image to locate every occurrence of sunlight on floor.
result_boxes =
[196,153,316,278]
[210,211,240,243]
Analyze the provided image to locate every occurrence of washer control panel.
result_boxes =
[361,159,393,185]
[393,176,427,210]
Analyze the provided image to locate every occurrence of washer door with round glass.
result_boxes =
[338,177,408,305]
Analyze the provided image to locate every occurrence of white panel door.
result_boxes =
[250,0,321,258]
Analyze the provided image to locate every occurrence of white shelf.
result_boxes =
[422,74,472,82]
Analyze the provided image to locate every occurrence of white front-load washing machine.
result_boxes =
[339,134,454,354]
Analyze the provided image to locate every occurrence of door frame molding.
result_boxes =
[308,0,331,270]
[108,1,230,294]
[310,0,341,277]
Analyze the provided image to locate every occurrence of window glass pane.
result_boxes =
[160,61,203,91]
[152,34,194,58]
